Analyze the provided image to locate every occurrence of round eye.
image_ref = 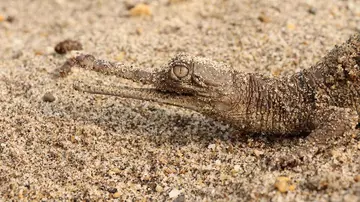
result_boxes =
[172,65,189,79]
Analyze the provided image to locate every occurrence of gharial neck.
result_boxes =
[290,34,360,108]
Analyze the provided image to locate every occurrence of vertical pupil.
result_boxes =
[173,65,189,78]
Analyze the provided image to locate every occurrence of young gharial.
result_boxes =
[60,34,360,146]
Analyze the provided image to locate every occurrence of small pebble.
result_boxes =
[111,168,121,174]
[155,185,164,192]
[274,176,296,193]
[215,159,221,166]
[308,7,317,15]
[6,16,15,23]
[258,14,271,23]
[354,175,360,182]
[208,144,216,150]
[113,192,121,198]
[287,23,296,30]
[130,3,152,16]
[231,165,241,176]
[169,189,181,198]
[55,39,83,54]
[43,92,56,102]
[107,187,118,194]
[233,165,241,172]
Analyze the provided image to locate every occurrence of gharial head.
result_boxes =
[76,53,236,114]
[143,53,236,113]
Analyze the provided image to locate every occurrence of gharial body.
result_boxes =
[58,34,360,144]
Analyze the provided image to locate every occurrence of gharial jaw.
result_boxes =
[68,53,238,116]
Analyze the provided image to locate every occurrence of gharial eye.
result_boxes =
[172,65,189,79]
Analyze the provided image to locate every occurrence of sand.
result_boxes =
[0,0,360,201]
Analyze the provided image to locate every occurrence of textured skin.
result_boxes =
[59,34,360,143]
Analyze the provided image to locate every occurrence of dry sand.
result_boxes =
[1,0,360,201]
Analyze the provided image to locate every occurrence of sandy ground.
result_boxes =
[1,0,360,201]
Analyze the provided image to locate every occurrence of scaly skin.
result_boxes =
[59,34,360,144]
